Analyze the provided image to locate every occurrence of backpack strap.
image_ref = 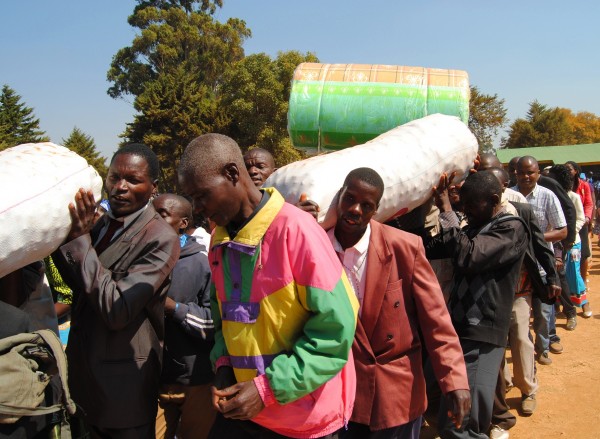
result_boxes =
[35,329,77,417]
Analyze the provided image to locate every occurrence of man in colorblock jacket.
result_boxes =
[178,133,359,439]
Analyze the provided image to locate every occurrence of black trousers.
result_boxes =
[439,339,505,439]
[340,418,421,439]
[208,414,340,439]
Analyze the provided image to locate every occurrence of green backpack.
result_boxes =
[0,329,76,424]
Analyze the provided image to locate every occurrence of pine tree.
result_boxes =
[0,85,48,150]
[62,127,108,179]
[107,0,250,192]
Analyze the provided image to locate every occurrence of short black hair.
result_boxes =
[343,167,385,202]
[517,155,539,170]
[112,143,160,181]
[461,170,502,201]
[548,164,573,192]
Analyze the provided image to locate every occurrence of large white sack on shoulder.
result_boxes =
[0,142,103,278]
[264,114,478,228]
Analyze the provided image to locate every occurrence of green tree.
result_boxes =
[122,66,215,191]
[218,50,318,167]
[467,86,508,153]
[62,127,108,179]
[503,100,578,148]
[0,85,48,150]
[107,0,250,191]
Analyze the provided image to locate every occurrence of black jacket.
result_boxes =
[162,237,214,386]
[510,201,559,303]
[431,212,528,347]
[538,175,576,246]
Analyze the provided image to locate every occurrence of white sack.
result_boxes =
[0,143,103,278]
[264,114,478,228]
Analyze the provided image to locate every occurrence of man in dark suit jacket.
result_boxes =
[53,144,180,438]
[329,168,470,439]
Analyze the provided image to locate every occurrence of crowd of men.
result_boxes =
[0,138,597,439]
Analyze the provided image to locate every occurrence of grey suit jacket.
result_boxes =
[53,205,180,428]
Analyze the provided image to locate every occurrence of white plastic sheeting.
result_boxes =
[265,114,478,228]
[0,143,103,278]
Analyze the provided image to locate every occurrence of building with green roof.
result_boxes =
[496,143,600,176]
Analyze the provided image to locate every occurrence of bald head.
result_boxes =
[479,153,502,171]
[515,156,540,195]
[244,148,276,187]
[178,133,262,227]
[517,156,539,170]
[178,133,246,180]
[487,166,510,190]
[153,193,193,234]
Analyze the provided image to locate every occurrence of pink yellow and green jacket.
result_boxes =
[209,188,359,438]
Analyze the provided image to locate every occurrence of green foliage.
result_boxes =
[107,2,250,99]
[133,0,223,15]
[122,66,215,191]
[218,50,317,167]
[62,127,108,180]
[0,85,48,150]
[468,86,508,153]
[107,0,250,192]
[503,101,600,148]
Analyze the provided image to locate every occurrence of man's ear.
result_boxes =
[179,216,190,233]
[223,162,240,183]
[491,193,501,206]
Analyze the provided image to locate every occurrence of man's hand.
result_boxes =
[432,172,456,213]
[214,380,265,420]
[445,389,471,430]
[470,154,481,174]
[211,366,237,410]
[546,283,561,299]
[295,193,319,220]
[164,297,177,317]
[65,188,97,242]
[555,257,565,273]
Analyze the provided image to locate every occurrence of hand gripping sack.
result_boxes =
[265,113,478,227]
[0,329,76,423]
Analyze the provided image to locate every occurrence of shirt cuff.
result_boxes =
[439,211,460,229]
[215,356,232,369]
[172,303,188,323]
[253,374,277,407]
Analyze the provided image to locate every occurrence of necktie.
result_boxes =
[95,218,122,255]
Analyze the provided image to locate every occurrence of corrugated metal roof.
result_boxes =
[496,143,600,165]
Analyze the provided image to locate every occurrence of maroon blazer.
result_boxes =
[351,221,468,430]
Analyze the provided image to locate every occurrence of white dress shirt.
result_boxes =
[327,224,371,315]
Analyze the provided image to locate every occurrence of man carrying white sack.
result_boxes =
[326,167,470,439]
[52,144,180,439]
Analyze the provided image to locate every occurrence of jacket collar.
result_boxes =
[212,187,284,249]
[97,204,159,268]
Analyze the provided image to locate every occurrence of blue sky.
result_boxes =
[1,0,599,158]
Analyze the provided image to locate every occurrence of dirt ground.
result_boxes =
[422,242,600,439]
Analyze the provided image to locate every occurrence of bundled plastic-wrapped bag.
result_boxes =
[0,143,103,278]
[288,63,470,151]
[264,114,477,227]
